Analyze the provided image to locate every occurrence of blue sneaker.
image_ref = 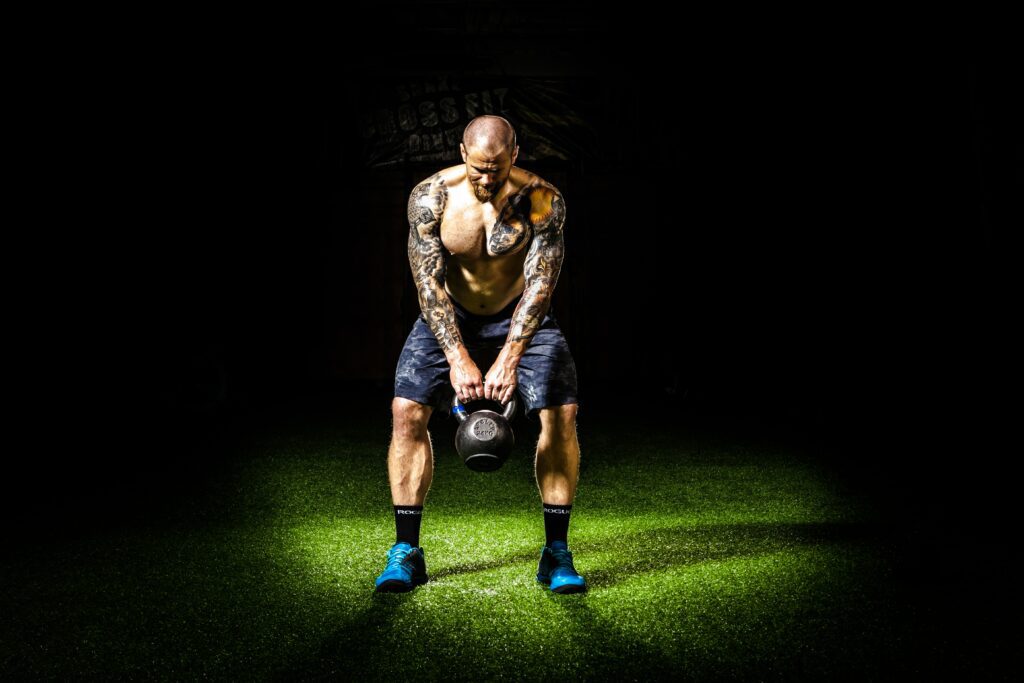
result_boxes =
[374,542,428,592]
[536,540,587,594]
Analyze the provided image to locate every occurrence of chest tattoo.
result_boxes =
[489,192,532,255]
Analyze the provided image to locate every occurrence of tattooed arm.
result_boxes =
[506,187,566,356]
[407,174,486,401]
[406,174,462,354]
[484,187,566,405]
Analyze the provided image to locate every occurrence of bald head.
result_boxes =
[460,116,519,202]
[462,115,517,155]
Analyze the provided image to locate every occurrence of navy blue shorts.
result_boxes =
[394,294,579,419]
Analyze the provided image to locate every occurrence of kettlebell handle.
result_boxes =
[451,391,517,422]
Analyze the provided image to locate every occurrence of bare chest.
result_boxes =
[440,197,532,260]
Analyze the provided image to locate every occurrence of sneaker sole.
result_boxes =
[537,575,587,594]
[551,582,587,594]
[375,575,428,593]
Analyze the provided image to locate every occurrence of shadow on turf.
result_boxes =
[552,598,678,678]
[273,520,886,678]
[272,594,404,679]
[430,520,884,589]
[276,582,672,680]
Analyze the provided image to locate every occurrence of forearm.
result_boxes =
[501,189,566,364]
[502,280,554,364]
[415,275,465,360]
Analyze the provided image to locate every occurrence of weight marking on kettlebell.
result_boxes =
[472,417,498,441]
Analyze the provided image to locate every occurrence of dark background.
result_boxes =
[14,10,1016,572]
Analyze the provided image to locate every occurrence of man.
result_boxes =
[375,115,586,594]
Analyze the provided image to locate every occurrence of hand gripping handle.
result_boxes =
[451,392,517,423]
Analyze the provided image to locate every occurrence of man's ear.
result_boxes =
[511,145,519,165]
[459,143,467,162]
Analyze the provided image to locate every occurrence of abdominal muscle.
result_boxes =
[444,259,526,316]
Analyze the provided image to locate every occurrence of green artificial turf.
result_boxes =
[0,409,954,679]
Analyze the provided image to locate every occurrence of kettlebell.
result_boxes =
[451,392,518,472]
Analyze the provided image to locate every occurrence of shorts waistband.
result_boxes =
[449,292,523,322]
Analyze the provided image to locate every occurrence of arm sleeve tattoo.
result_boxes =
[507,188,566,348]
[407,174,463,354]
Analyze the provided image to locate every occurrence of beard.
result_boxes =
[473,183,497,202]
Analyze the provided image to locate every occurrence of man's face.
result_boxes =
[461,144,517,202]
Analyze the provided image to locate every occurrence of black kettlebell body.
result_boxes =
[451,394,517,472]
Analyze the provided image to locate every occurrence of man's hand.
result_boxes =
[484,350,519,405]
[449,352,484,403]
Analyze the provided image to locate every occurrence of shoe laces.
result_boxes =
[386,546,411,569]
[551,547,575,569]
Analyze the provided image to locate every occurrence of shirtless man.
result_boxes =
[374,115,586,594]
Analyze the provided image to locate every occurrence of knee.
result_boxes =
[539,403,578,443]
[391,397,432,440]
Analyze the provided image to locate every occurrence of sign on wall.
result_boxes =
[359,76,595,167]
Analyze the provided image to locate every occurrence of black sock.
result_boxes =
[394,505,423,547]
[543,503,572,546]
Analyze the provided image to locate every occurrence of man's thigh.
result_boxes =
[515,321,579,420]
[394,317,452,412]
